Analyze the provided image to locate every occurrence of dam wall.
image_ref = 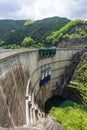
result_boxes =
[0,48,82,128]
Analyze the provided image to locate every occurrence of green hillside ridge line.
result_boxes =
[0,17,87,49]
[0,17,70,49]
[0,20,25,38]
[46,19,87,46]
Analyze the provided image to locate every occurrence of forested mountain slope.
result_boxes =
[1,17,87,49]
[0,17,70,48]
[0,20,25,38]
[46,20,87,48]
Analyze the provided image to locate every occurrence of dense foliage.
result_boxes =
[0,17,70,48]
[0,17,87,49]
[24,19,35,26]
[21,36,36,47]
[77,64,87,104]
[46,19,87,45]
[70,53,87,105]
[0,20,25,39]
[49,105,87,130]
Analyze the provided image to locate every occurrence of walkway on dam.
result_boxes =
[0,49,35,60]
[0,48,85,60]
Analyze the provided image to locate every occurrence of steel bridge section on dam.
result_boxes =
[0,48,86,128]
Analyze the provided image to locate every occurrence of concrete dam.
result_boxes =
[0,48,84,129]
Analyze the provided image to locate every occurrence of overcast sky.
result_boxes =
[0,0,87,20]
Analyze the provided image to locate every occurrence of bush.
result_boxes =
[49,105,87,130]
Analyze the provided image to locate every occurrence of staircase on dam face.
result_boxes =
[26,94,45,126]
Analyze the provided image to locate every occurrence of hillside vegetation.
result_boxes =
[0,19,25,49]
[49,104,87,130]
[46,19,87,47]
[0,17,87,49]
[0,20,25,38]
[69,52,87,105]
[0,17,70,48]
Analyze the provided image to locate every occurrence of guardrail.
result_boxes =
[39,47,56,58]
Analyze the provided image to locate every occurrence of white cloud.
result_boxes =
[0,0,87,20]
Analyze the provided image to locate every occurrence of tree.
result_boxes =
[49,105,87,130]
[21,36,36,47]
[0,39,4,46]
[24,20,34,26]
[45,19,87,44]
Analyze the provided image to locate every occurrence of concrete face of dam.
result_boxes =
[0,48,83,128]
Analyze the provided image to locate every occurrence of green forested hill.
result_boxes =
[22,17,70,42]
[0,20,25,38]
[46,19,87,48]
[1,17,87,49]
[0,17,70,48]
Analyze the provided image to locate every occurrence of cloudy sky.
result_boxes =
[0,0,87,20]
